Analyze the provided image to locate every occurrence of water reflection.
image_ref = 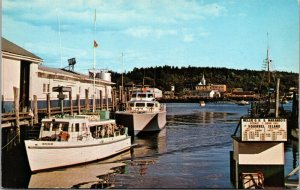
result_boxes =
[27,128,166,189]
[28,155,129,188]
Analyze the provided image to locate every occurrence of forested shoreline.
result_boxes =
[111,65,298,93]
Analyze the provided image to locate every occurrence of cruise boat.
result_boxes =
[115,89,167,136]
[25,114,131,172]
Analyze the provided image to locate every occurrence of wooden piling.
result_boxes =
[13,87,20,144]
[275,78,280,118]
[105,86,108,110]
[69,91,73,115]
[111,89,115,111]
[33,95,38,124]
[47,93,51,117]
[100,90,103,110]
[77,94,81,114]
[85,89,89,111]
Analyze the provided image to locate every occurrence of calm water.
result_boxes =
[2,102,299,188]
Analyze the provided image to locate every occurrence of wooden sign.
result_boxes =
[241,118,287,141]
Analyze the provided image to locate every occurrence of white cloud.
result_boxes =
[183,34,194,43]
[124,26,177,39]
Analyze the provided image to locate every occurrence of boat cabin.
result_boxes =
[38,116,125,142]
[126,101,163,113]
[130,92,155,101]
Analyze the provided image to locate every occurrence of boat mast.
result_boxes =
[93,9,97,113]
[57,14,63,68]
[265,33,271,86]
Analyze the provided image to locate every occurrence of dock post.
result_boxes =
[100,90,103,110]
[33,95,38,124]
[13,87,20,144]
[85,89,89,111]
[77,94,81,115]
[275,78,280,118]
[111,89,115,111]
[105,86,108,110]
[69,91,73,115]
[47,93,51,117]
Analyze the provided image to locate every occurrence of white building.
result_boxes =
[198,90,221,98]
[1,37,114,113]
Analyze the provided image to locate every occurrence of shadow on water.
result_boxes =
[2,143,31,188]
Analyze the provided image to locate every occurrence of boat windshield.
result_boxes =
[136,103,145,107]
[147,103,155,107]
[137,94,146,98]
[43,122,51,131]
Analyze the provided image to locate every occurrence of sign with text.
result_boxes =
[241,118,287,141]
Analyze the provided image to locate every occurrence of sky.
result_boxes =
[2,0,299,74]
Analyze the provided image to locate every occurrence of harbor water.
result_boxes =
[2,103,298,188]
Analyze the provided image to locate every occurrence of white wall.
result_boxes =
[2,57,20,101]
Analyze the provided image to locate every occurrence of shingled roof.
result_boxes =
[2,37,42,60]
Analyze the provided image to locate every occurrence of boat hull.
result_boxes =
[25,136,131,172]
[115,111,167,135]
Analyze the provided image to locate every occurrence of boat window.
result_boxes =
[136,103,145,107]
[148,94,154,98]
[82,123,87,132]
[131,94,137,98]
[138,94,146,98]
[61,122,69,132]
[75,123,80,132]
[147,103,154,107]
[52,122,60,131]
[43,122,51,131]
[129,103,134,107]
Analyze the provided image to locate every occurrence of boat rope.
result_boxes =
[1,133,19,150]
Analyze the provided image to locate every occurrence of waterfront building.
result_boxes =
[197,90,221,99]
[1,37,43,112]
[195,74,227,94]
[1,37,113,113]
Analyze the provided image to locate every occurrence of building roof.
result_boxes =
[38,65,115,85]
[2,37,42,61]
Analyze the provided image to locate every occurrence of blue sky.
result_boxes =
[3,0,299,74]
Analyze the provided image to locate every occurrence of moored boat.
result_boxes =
[115,89,167,136]
[25,114,131,172]
[236,100,250,105]
[199,101,206,107]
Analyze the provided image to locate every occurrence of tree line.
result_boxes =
[110,65,298,93]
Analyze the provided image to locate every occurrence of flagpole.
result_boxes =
[93,9,96,113]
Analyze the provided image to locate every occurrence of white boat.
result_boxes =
[25,114,131,172]
[236,100,250,105]
[199,101,206,107]
[115,90,167,136]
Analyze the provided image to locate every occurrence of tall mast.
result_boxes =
[93,9,97,113]
[263,32,272,86]
[57,14,62,68]
[121,52,124,89]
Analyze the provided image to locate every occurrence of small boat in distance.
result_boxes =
[25,114,131,172]
[236,100,250,105]
[115,88,167,136]
[199,101,206,107]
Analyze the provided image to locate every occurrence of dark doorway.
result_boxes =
[19,61,30,112]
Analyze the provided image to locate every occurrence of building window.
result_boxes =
[43,84,50,93]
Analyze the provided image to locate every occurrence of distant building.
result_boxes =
[198,73,206,85]
[195,74,227,93]
[198,90,221,98]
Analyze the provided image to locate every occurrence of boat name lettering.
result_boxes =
[42,143,53,145]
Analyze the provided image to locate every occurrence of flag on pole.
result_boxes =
[94,40,98,48]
